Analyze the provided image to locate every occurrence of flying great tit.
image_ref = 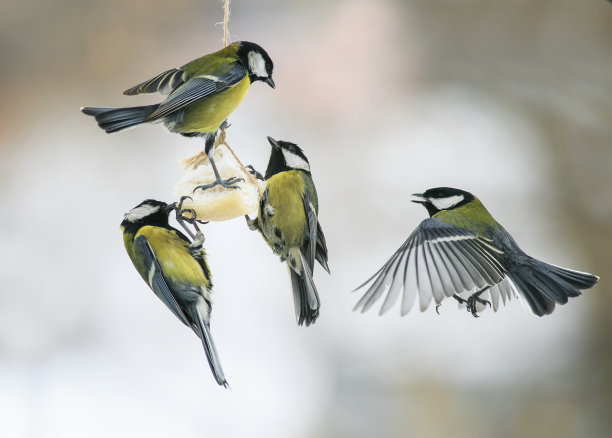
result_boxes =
[246,137,330,326]
[82,41,275,190]
[121,199,227,387]
[355,187,599,317]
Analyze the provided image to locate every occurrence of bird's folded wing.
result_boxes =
[354,217,506,316]
[146,64,246,120]
[123,68,186,96]
[134,235,191,326]
[315,220,330,274]
[302,188,318,271]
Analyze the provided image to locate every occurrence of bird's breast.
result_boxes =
[261,171,307,248]
[177,76,251,134]
[137,226,211,290]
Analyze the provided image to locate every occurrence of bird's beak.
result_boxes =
[265,77,275,89]
[411,193,428,204]
[267,136,280,149]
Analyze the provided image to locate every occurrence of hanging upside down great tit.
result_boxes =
[246,137,330,326]
[82,41,275,190]
[354,187,599,317]
[120,199,227,387]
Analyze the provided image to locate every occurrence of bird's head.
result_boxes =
[264,136,310,178]
[237,41,275,88]
[121,199,173,227]
[411,187,475,217]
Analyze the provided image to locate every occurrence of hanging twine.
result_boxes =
[223,0,230,47]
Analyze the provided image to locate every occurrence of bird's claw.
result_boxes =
[179,208,198,224]
[193,177,244,193]
[245,165,264,181]
[173,196,197,224]
[466,294,491,318]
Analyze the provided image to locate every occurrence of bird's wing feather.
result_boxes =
[123,68,186,96]
[354,217,506,315]
[147,64,246,120]
[315,220,330,273]
[303,175,329,273]
[302,187,318,271]
[134,235,191,326]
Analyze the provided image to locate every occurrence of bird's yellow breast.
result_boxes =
[264,171,306,246]
[136,226,210,288]
[180,75,251,134]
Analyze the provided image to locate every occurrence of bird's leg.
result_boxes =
[452,294,467,305]
[189,224,205,251]
[173,196,198,239]
[193,136,244,192]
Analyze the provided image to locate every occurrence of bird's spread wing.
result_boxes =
[123,68,186,96]
[134,235,191,326]
[146,64,246,120]
[354,217,506,315]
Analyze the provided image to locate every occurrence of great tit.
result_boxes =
[355,187,599,317]
[82,41,275,190]
[120,199,227,386]
[246,137,330,326]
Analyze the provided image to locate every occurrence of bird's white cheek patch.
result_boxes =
[248,51,268,77]
[431,195,464,211]
[125,204,160,222]
[281,149,310,171]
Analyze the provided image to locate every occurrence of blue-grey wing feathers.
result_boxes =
[134,235,191,326]
[354,218,506,316]
[315,220,330,274]
[123,68,185,96]
[302,189,318,271]
[147,64,246,120]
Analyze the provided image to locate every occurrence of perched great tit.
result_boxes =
[121,199,227,387]
[355,187,599,317]
[82,41,275,190]
[246,137,330,326]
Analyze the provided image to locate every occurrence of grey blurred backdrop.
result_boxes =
[1,1,611,437]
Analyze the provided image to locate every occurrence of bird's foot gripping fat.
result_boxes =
[175,144,266,222]
[193,175,245,192]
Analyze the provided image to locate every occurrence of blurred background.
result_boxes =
[1,0,611,437]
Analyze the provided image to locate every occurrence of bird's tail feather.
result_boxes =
[289,252,320,326]
[193,303,228,388]
[81,104,158,133]
[509,258,598,316]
